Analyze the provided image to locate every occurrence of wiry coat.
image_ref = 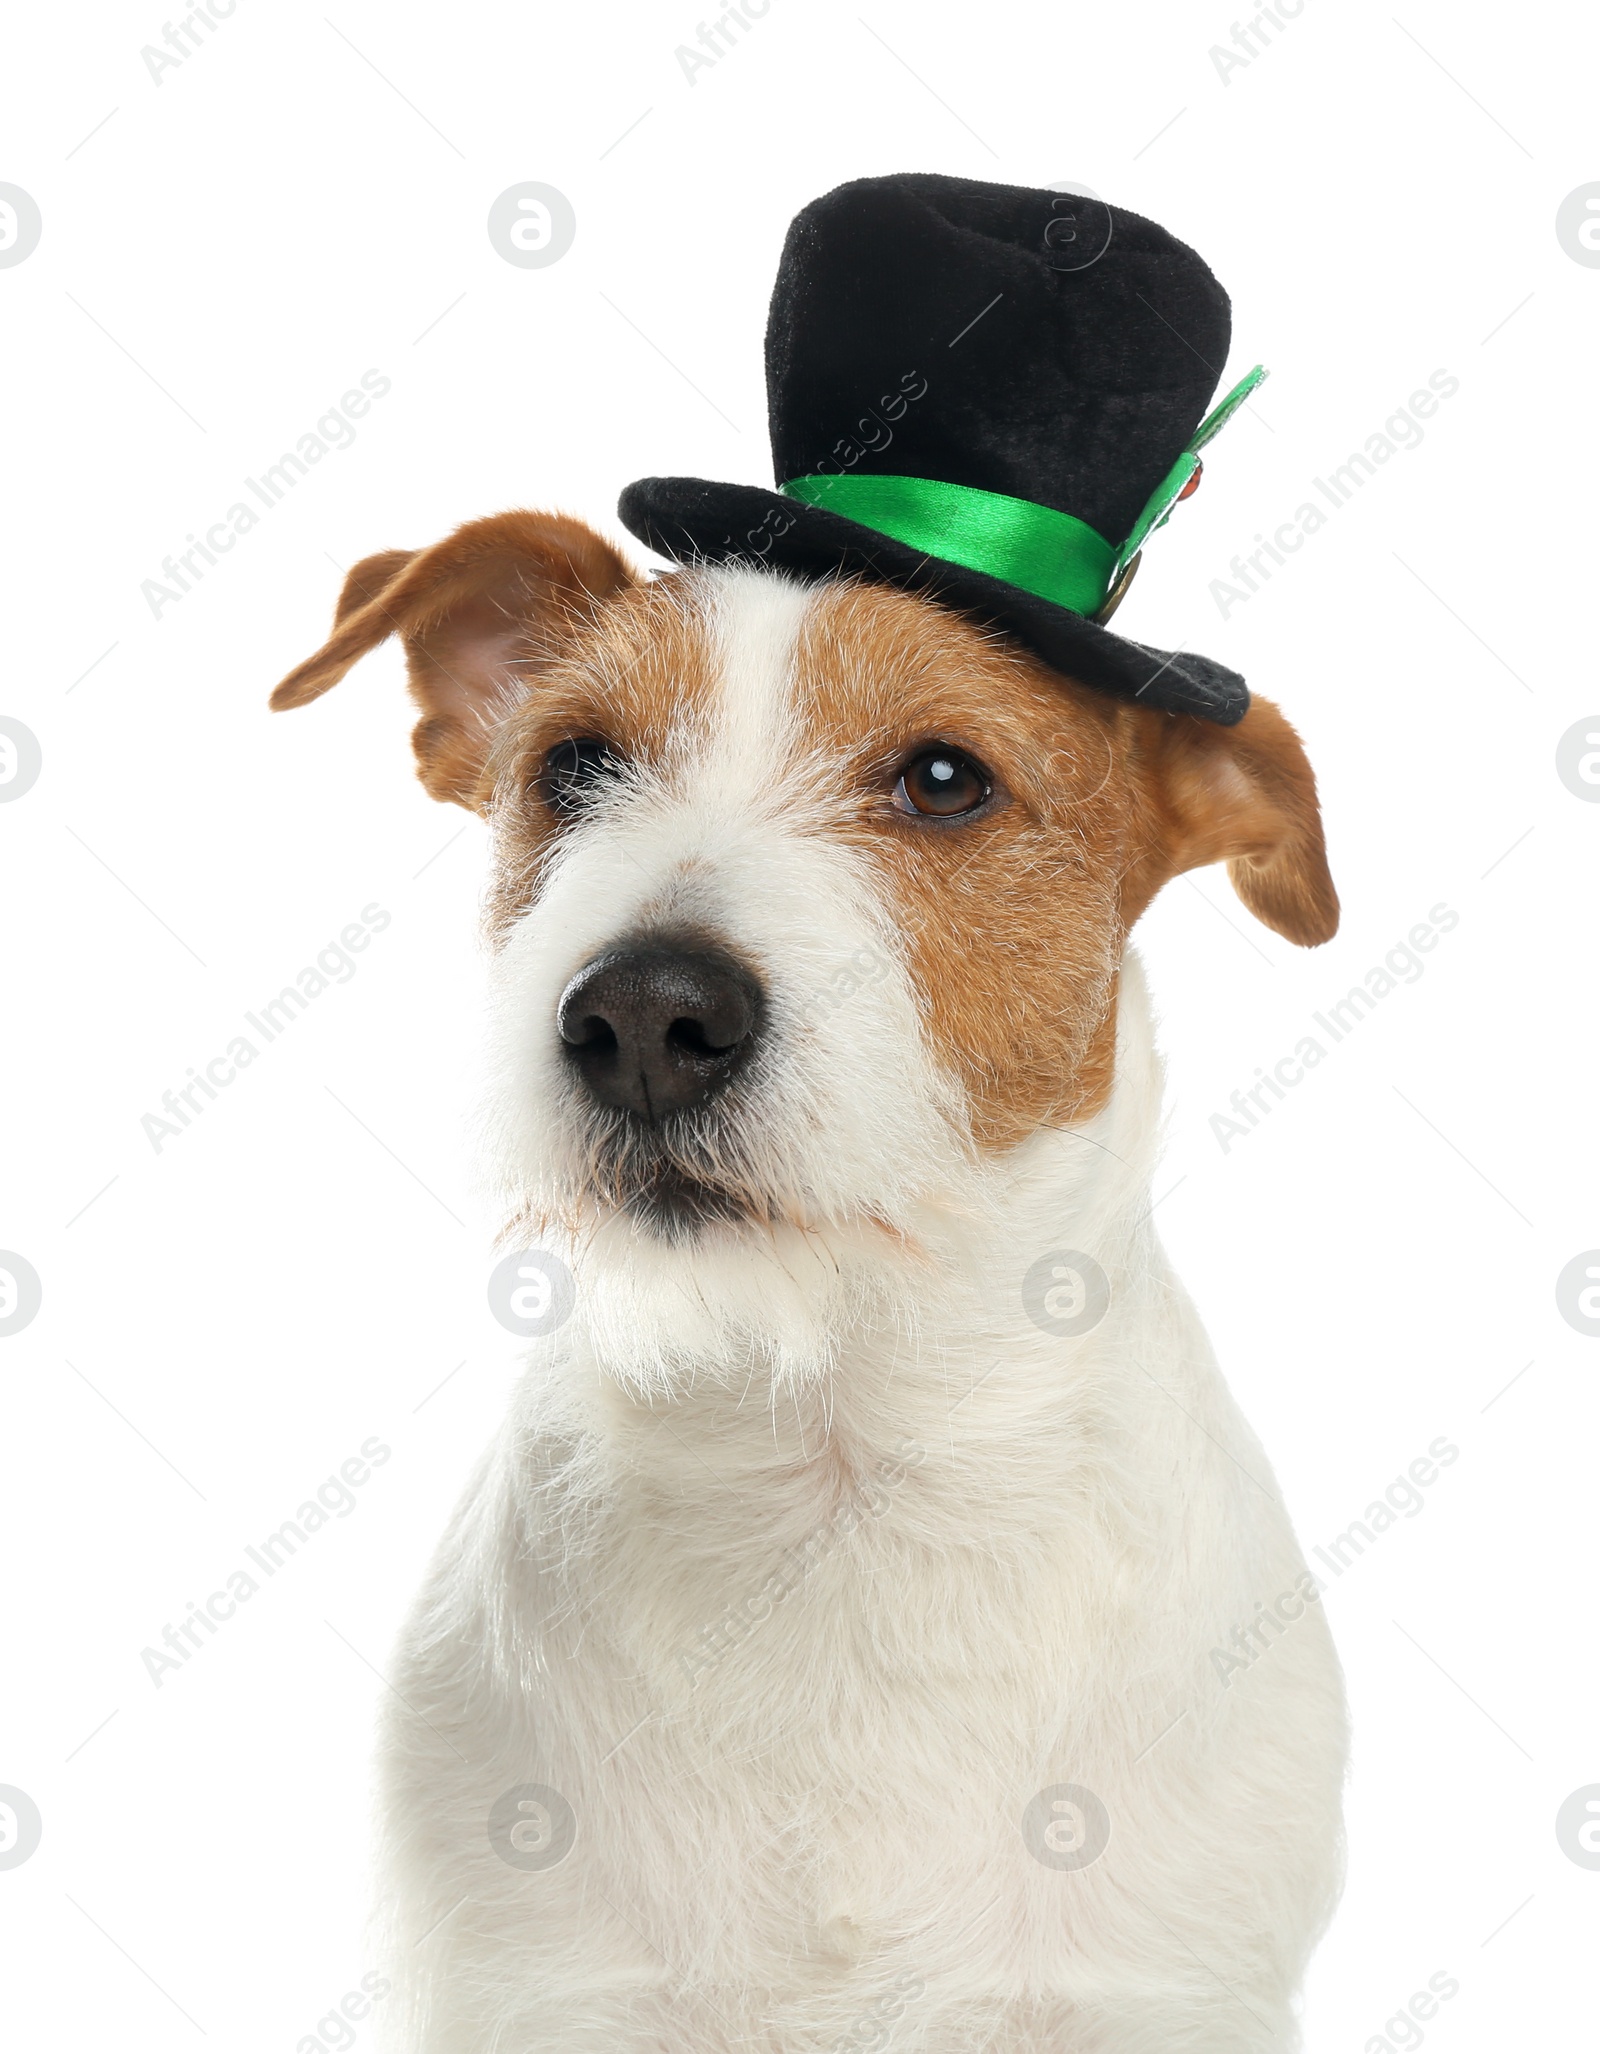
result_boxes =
[273,526,1348,2052]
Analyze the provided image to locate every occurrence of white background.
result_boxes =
[2,0,1597,2047]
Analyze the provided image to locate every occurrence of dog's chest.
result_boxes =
[513,1406,1166,1970]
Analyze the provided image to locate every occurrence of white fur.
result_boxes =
[378,569,1347,2053]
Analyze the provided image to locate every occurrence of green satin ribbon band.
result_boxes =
[780,364,1269,620]
[781,472,1119,617]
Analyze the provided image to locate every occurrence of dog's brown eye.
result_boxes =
[895,746,991,818]
[540,738,623,815]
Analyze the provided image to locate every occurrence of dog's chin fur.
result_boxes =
[619,1169,760,1238]
[485,1119,1003,1399]
[543,1206,957,1398]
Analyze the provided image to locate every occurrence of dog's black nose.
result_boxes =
[556,941,762,1121]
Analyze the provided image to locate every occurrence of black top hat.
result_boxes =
[619,173,1265,724]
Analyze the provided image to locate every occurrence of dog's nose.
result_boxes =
[556,941,763,1120]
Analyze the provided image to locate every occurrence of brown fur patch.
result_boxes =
[790,580,1336,1153]
[480,572,728,938]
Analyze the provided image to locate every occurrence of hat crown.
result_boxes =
[617,173,1253,724]
[764,173,1231,548]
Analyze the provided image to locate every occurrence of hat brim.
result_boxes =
[618,477,1247,725]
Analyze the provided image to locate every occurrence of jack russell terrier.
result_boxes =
[272,175,1347,2052]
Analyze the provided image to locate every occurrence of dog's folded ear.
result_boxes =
[1132,695,1339,946]
[269,511,636,811]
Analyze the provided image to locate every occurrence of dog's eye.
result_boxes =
[895,745,991,818]
[539,738,623,815]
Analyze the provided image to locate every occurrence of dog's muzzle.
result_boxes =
[556,937,763,1123]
